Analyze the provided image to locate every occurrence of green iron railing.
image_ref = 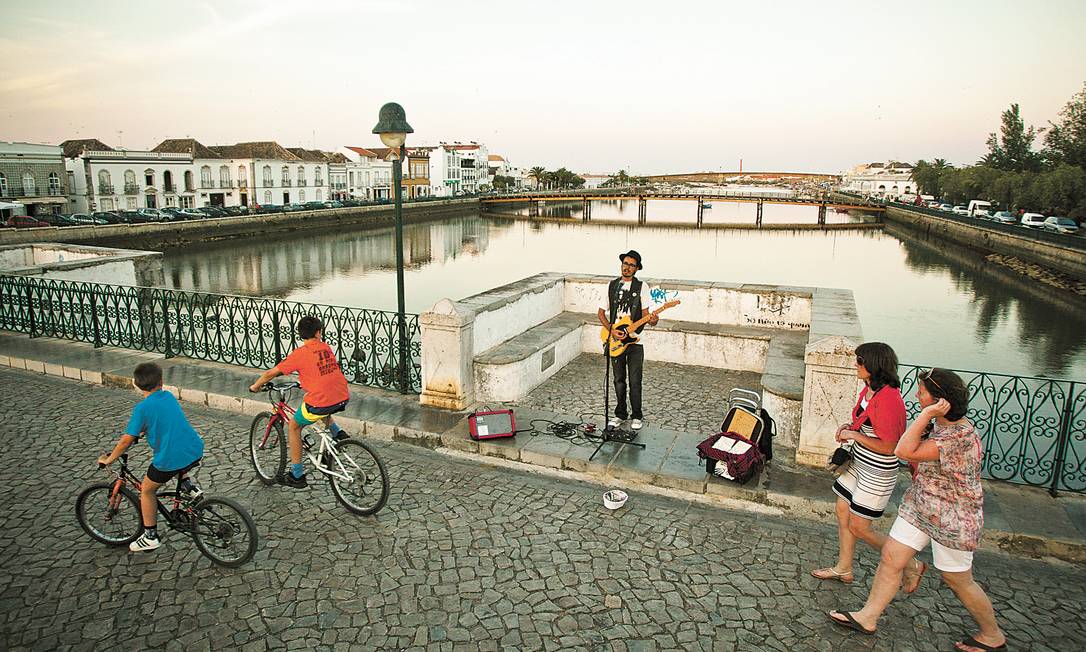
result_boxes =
[0,275,422,393]
[900,365,1085,495]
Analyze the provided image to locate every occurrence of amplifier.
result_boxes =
[469,409,516,440]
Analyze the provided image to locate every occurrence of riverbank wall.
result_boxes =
[0,198,479,250]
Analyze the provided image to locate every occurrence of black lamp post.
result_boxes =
[372,102,414,393]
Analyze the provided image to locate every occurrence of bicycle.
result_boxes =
[249,380,389,516]
[75,453,258,567]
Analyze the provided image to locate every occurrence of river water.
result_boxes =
[159,200,1086,380]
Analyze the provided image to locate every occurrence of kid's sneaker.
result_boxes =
[130,532,162,552]
[178,478,202,502]
[278,472,308,489]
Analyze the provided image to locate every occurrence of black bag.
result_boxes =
[758,408,775,461]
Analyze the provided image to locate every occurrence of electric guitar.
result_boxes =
[600,299,680,357]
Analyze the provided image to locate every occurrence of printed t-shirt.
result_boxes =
[277,339,350,408]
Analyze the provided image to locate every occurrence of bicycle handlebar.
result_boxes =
[255,380,301,393]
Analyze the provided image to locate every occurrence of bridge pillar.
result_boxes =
[818,203,827,225]
[583,198,591,221]
[528,201,538,218]
[756,201,763,226]
[638,196,647,224]
[696,198,704,227]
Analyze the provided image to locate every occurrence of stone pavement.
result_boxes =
[2,367,1086,651]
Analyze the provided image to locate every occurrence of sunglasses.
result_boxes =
[923,368,943,393]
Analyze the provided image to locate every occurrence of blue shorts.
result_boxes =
[293,399,348,427]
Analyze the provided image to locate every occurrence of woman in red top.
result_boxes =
[811,342,920,588]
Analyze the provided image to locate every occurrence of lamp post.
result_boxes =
[372,102,414,394]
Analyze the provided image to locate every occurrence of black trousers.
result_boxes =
[610,343,644,420]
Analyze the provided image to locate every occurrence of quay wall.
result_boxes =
[0,198,479,250]
[854,198,1086,280]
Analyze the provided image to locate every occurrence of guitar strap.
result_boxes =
[608,277,643,332]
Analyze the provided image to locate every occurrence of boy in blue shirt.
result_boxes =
[97,362,205,552]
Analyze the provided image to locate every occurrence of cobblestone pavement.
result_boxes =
[2,367,1085,651]
[512,354,763,436]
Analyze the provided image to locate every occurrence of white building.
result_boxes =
[343,146,393,200]
[0,141,68,216]
[839,161,916,197]
[63,140,194,213]
[209,141,308,207]
[488,154,528,190]
[442,142,489,193]
[425,145,462,197]
[285,148,331,203]
[325,152,349,201]
[580,173,612,189]
[152,139,248,208]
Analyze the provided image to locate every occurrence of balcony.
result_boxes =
[297,179,306,186]
[315,180,323,187]
[263,179,274,187]
[219,180,233,188]
[331,183,347,190]
[238,180,248,188]
[48,187,64,196]
[98,184,114,194]
[164,183,176,193]
[281,179,292,187]
[124,183,140,195]
[200,180,215,189]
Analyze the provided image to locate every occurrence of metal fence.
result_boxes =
[900,365,1085,494]
[0,275,422,393]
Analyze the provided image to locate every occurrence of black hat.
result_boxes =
[618,250,643,270]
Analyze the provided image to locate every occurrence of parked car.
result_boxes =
[255,204,284,214]
[159,207,187,221]
[179,208,208,219]
[222,206,248,216]
[91,211,125,224]
[1020,212,1046,228]
[137,208,169,221]
[1042,216,1080,235]
[340,199,361,207]
[40,213,77,226]
[4,215,50,228]
[991,211,1018,224]
[65,213,108,226]
[117,210,150,223]
[328,201,343,208]
[952,206,969,216]
[927,200,942,209]
[200,206,227,218]
[284,203,308,212]
[939,203,953,212]
[967,200,992,218]
[303,201,330,210]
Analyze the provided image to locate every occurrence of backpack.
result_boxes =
[758,408,775,461]
[696,431,765,485]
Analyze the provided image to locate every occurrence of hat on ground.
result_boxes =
[618,250,643,270]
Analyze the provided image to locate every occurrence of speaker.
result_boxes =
[468,409,516,440]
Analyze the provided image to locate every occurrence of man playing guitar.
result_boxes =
[597,250,659,432]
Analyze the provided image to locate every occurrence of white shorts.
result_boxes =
[889,516,974,572]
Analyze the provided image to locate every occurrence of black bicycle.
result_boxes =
[75,453,258,567]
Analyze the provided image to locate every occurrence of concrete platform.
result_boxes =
[2,330,1084,564]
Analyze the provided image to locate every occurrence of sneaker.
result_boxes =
[129,532,162,552]
[177,479,202,502]
[332,430,349,442]
[630,419,643,430]
[278,472,308,489]
[607,417,622,429]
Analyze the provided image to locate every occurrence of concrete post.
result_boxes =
[795,335,862,467]
[419,298,476,410]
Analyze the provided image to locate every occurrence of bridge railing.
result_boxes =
[899,364,1085,494]
[0,275,422,393]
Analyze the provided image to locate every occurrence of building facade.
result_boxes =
[63,142,193,213]
[325,152,349,201]
[839,161,916,197]
[344,147,393,200]
[286,148,331,203]
[0,142,69,215]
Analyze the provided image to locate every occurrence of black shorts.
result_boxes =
[146,458,201,484]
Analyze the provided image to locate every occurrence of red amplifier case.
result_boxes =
[468,409,516,440]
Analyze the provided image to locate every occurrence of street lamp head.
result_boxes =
[373,102,413,149]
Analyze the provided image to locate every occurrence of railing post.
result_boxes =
[1050,381,1076,497]
[272,306,283,362]
[162,291,174,358]
[89,286,102,348]
[25,280,37,338]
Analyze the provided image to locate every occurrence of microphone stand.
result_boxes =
[590,287,646,461]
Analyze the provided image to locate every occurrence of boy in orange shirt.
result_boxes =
[250,315,350,488]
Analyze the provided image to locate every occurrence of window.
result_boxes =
[163,170,173,192]
[299,189,306,202]
[264,190,272,204]
[297,165,305,183]
[365,172,370,185]
[48,172,60,195]
[124,169,136,184]
[0,173,6,196]
[180,196,193,208]
[145,193,157,208]
[165,195,176,207]
[349,171,355,185]
[144,169,155,187]
[97,170,111,192]
[238,165,247,187]
[219,165,230,187]
[316,189,322,201]
[200,166,212,187]
[21,171,36,195]
[263,165,272,186]
[184,170,194,191]
[281,166,289,181]
[66,171,74,193]
[315,168,323,185]
[126,197,137,209]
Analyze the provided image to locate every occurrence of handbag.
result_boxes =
[827,443,853,476]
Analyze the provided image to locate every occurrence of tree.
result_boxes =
[1044,81,1086,170]
[984,104,1042,172]
[528,166,546,189]
[912,159,952,198]
[492,175,515,191]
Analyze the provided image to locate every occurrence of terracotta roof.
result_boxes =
[488,155,505,162]
[152,138,222,159]
[286,147,330,162]
[345,146,379,158]
[208,141,301,160]
[322,151,349,164]
[60,139,113,158]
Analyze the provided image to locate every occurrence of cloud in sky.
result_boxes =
[1,0,1084,174]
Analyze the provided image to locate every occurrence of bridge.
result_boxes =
[480,192,885,227]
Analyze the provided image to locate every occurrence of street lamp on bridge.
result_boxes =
[372,102,414,393]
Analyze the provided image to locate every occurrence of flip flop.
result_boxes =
[903,560,927,594]
[954,635,1007,651]
[811,567,854,584]
[828,610,875,635]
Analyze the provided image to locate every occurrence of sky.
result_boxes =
[1,0,1084,175]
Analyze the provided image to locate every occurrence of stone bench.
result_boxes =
[473,311,587,402]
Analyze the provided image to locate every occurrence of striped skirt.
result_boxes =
[832,443,899,520]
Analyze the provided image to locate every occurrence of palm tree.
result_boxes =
[529,166,546,189]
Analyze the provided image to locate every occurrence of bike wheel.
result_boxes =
[191,496,258,567]
[249,411,286,485]
[327,438,389,516]
[75,482,143,546]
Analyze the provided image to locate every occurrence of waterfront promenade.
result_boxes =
[1,333,1085,650]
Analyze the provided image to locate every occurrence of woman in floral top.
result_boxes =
[829,368,1007,652]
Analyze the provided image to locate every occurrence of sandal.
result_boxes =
[811,567,854,584]
[954,635,1007,651]
[828,610,875,635]
[903,560,927,594]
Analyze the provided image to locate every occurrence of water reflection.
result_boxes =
[159,214,1086,379]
